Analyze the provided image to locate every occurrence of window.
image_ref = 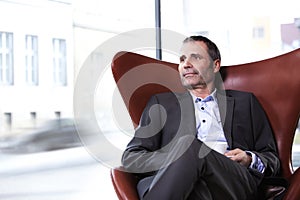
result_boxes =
[0,32,14,85]
[252,26,265,39]
[52,38,67,86]
[25,35,38,85]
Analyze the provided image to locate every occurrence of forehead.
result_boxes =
[180,41,209,57]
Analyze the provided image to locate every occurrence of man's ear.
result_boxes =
[213,59,221,73]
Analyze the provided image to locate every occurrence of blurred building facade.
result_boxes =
[0,0,74,134]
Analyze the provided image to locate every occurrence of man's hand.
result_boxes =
[224,148,252,167]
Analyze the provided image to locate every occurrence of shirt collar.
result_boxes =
[191,88,218,103]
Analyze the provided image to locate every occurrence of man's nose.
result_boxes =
[183,58,192,68]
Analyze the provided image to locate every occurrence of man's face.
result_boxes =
[178,41,220,89]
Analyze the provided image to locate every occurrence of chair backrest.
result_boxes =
[111,49,300,179]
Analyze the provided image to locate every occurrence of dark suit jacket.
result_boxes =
[122,90,280,179]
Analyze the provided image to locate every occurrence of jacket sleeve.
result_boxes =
[121,95,166,176]
[249,93,280,177]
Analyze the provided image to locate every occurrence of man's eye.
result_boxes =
[192,54,201,60]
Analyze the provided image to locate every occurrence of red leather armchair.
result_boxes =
[110,49,300,200]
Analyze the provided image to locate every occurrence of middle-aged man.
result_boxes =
[122,35,280,200]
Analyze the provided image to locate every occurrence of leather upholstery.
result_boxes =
[110,49,300,200]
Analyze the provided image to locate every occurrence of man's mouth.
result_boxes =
[183,71,198,77]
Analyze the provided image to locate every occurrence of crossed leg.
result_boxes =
[138,136,262,200]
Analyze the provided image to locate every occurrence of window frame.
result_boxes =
[52,38,67,86]
[25,34,39,85]
[0,31,14,85]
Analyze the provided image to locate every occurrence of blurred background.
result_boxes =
[0,0,299,199]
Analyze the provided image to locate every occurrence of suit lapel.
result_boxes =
[217,91,234,149]
[175,92,197,137]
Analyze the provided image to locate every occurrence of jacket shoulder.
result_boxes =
[225,89,254,98]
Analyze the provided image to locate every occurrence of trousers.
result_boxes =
[137,136,263,200]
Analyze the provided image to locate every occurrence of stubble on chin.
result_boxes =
[181,77,207,90]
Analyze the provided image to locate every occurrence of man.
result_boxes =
[122,36,280,200]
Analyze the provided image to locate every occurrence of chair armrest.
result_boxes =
[283,168,300,200]
[110,167,139,200]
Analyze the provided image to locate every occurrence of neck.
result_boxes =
[189,84,216,99]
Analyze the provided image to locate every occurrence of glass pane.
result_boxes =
[59,40,66,56]
[0,54,2,82]
[6,33,12,49]
[160,0,300,65]
[0,33,2,48]
[25,35,38,85]
[6,52,13,85]
[52,39,67,86]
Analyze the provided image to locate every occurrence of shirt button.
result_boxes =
[202,119,206,123]
[201,107,204,110]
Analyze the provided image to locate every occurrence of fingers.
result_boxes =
[224,148,243,158]
[224,148,252,167]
